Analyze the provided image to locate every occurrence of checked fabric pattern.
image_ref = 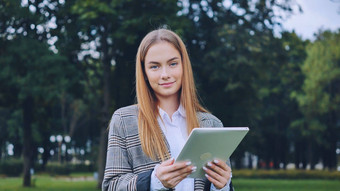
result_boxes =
[102,105,232,191]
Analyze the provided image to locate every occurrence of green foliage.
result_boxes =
[296,30,340,116]
[45,163,71,175]
[72,0,115,20]
[0,37,71,102]
[44,163,95,175]
[0,159,94,177]
[0,159,23,177]
[0,36,81,146]
[291,30,340,169]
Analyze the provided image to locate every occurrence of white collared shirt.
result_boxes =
[150,105,230,191]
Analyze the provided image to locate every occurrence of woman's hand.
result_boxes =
[203,159,231,189]
[156,158,196,188]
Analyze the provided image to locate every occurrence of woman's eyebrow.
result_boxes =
[167,57,180,62]
[146,61,160,65]
[146,57,180,64]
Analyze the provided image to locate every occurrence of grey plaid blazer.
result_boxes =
[102,105,233,191]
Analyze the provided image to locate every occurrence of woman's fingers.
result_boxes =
[203,163,224,182]
[164,158,175,165]
[212,159,230,172]
[159,163,191,181]
[169,165,195,185]
[205,173,225,189]
[156,160,195,188]
[167,161,191,173]
[204,159,231,189]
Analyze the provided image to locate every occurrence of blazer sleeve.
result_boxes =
[102,113,138,191]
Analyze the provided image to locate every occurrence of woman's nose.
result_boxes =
[161,68,170,80]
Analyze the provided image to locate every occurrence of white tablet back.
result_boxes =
[176,127,249,178]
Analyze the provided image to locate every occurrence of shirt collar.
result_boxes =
[158,103,186,120]
[177,104,186,118]
[158,106,168,120]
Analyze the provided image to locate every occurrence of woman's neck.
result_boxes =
[158,95,180,119]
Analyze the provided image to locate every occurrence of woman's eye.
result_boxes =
[170,62,178,67]
[150,65,159,69]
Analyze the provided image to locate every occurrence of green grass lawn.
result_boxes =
[0,174,98,191]
[233,178,340,191]
[1,176,339,191]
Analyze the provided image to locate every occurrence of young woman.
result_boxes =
[102,29,233,191]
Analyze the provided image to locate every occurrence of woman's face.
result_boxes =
[144,42,183,101]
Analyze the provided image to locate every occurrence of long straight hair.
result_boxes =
[136,29,208,161]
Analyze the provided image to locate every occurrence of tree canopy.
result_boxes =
[0,0,339,187]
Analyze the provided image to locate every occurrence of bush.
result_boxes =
[69,163,95,173]
[45,162,95,175]
[0,159,23,177]
[0,159,95,177]
[233,169,340,180]
[45,163,71,175]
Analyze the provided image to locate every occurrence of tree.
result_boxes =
[280,31,309,169]
[175,0,298,168]
[293,30,340,170]
[1,0,53,186]
[0,36,80,185]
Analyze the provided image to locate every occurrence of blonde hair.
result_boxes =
[136,29,207,161]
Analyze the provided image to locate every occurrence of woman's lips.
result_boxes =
[159,81,175,87]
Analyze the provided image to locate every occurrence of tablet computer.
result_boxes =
[175,127,249,178]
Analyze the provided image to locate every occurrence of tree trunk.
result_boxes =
[247,153,252,169]
[97,26,111,188]
[306,142,313,170]
[97,127,108,188]
[41,142,51,170]
[294,141,300,169]
[22,96,33,187]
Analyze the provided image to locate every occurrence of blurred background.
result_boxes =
[0,0,340,190]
